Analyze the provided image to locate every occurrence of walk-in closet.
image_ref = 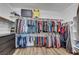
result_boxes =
[0,3,79,55]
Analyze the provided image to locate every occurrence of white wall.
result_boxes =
[61,4,78,22]
[0,3,78,22]
[0,3,15,22]
[12,8,63,19]
[12,4,78,22]
[40,10,62,19]
[0,4,15,34]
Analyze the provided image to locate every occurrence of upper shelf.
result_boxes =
[0,16,15,23]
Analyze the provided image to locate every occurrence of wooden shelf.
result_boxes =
[0,16,15,23]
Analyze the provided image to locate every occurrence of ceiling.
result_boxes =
[9,3,73,12]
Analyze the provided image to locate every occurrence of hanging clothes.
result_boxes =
[38,20,42,33]
[21,20,24,33]
[19,19,22,33]
[17,35,21,48]
[52,21,55,32]
[38,36,40,46]
[41,37,44,46]
[44,36,47,46]
[45,34,52,48]
[23,20,25,33]
[16,18,68,48]
[34,20,37,33]
[40,37,42,47]
[48,21,52,32]
[36,20,38,33]
[21,34,27,48]
[57,21,61,33]
[38,21,40,33]
[39,18,43,32]
[36,36,38,46]
[64,24,68,41]
[46,36,49,47]
[61,25,65,34]
[54,21,57,32]
[43,21,48,32]
[54,35,57,48]
[34,36,37,46]
[30,36,34,46]
[17,34,27,48]
[60,33,65,47]
[23,19,28,33]
[26,36,30,46]
[66,24,72,53]
[51,33,56,48]
[48,35,52,48]
[34,36,36,46]
[56,33,61,48]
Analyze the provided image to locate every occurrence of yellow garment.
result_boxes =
[33,9,40,18]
